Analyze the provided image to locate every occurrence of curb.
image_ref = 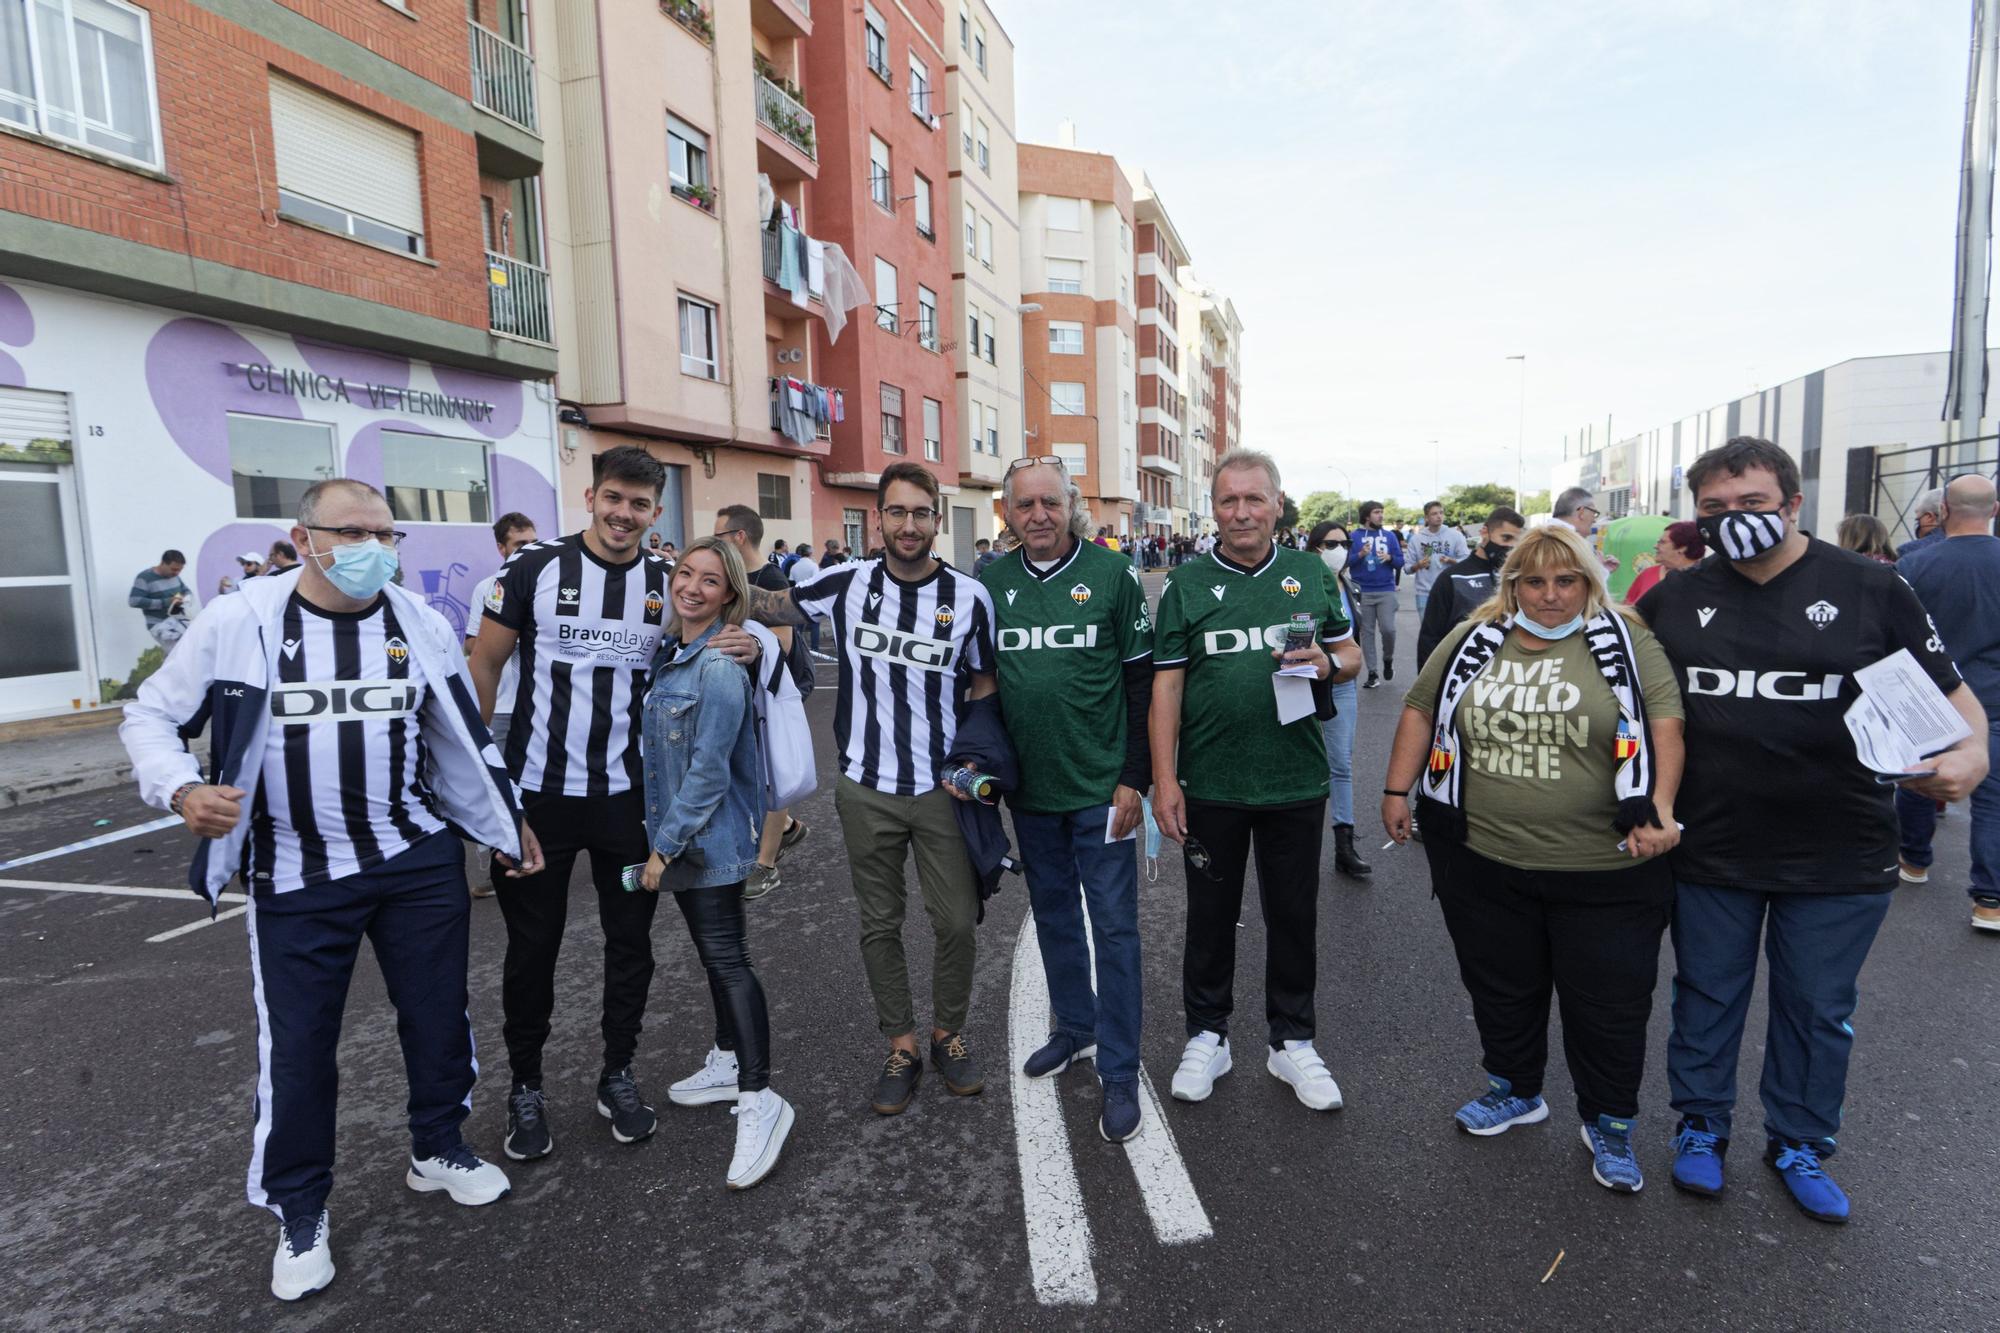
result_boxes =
[0,749,208,811]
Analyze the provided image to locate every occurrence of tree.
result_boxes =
[1436,482,1517,527]
[1297,490,1349,529]
[1279,494,1300,532]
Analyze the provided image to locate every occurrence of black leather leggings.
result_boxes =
[674,882,770,1093]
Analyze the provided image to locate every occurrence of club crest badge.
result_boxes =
[1281,576,1302,598]
[935,604,956,631]
[1070,583,1092,606]
[384,636,410,665]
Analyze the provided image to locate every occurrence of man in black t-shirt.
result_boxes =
[1638,438,1989,1225]
[717,505,809,902]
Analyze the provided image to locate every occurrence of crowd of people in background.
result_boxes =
[119,437,1996,1304]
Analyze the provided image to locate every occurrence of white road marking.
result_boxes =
[0,815,184,872]
[0,878,244,904]
[1009,911,1098,1306]
[146,905,248,943]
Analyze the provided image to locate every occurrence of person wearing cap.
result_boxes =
[220,551,265,596]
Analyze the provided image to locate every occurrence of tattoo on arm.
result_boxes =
[748,585,811,627]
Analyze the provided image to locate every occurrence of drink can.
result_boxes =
[1284,612,1317,654]
[947,765,998,805]
[620,862,646,892]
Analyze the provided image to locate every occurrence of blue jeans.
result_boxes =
[1666,882,1892,1148]
[1012,803,1143,1084]
[1414,591,1430,617]
[1896,714,2000,901]
[1321,676,1358,827]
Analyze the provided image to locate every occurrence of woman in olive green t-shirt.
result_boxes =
[1381,523,1685,1196]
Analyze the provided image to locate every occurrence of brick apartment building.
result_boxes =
[1017,139,1137,536]
[0,0,558,721]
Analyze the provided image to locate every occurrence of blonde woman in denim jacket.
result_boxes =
[639,535,795,1189]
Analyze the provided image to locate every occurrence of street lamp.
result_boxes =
[1506,355,1527,513]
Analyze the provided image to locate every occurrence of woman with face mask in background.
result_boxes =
[1308,520,1371,878]
[1381,524,1686,1196]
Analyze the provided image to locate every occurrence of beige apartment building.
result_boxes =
[946,0,1022,556]
[1179,271,1244,534]
[532,0,827,549]
[1132,173,1192,538]
[1018,140,1138,536]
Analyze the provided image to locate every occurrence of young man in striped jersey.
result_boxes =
[982,457,1154,1142]
[469,446,677,1158]
[1151,450,1363,1112]
[745,463,999,1114]
[121,479,540,1302]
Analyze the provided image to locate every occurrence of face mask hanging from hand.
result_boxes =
[311,539,400,599]
[1696,509,1787,562]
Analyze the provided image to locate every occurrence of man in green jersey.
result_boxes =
[1151,450,1362,1112]
[982,457,1154,1143]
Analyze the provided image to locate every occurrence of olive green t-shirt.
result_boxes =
[1404,618,1684,871]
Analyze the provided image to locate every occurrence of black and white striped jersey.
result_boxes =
[791,556,997,796]
[247,593,447,892]
[483,534,668,796]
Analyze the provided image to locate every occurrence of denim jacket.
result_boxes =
[642,623,766,889]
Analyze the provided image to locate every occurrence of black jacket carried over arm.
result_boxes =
[1416,549,1501,672]
[946,694,1021,921]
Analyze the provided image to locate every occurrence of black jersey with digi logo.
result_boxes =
[483,534,669,796]
[1638,539,1962,893]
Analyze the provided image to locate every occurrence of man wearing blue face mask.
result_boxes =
[120,479,542,1302]
[1637,437,1990,1225]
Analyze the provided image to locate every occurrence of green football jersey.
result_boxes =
[1153,543,1353,805]
[981,538,1154,814]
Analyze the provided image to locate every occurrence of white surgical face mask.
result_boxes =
[1320,547,1348,575]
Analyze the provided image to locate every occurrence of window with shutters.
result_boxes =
[1047,258,1083,294]
[880,384,905,455]
[678,295,719,379]
[913,172,933,240]
[963,203,978,257]
[1048,321,1083,356]
[864,3,891,83]
[874,258,898,333]
[0,0,162,169]
[1053,443,1086,476]
[973,22,987,72]
[1046,197,1080,231]
[976,119,989,174]
[968,397,984,454]
[977,215,993,269]
[270,76,425,255]
[908,54,931,119]
[869,134,892,211]
[228,414,337,520]
[756,472,791,520]
[667,112,712,207]
[984,404,999,456]
[923,398,942,462]
[1051,382,1085,416]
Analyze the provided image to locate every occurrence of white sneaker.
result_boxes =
[726,1088,796,1190]
[669,1046,742,1107]
[1170,1031,1232,1102]
[1267,1040,1344,1111]
[405,1144,512,1206]
[270,1209,334,1302]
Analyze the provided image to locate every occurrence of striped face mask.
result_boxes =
[1696,509,1787,562]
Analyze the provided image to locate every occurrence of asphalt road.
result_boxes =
[2,594,1996,1331]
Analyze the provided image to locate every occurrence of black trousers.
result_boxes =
[494,788,657,1087]
[1423,835,1673,1122]
[1183,796,1325,1048]
[674,882,771,1093]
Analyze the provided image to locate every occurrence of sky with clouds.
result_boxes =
[1001,0,1972,508]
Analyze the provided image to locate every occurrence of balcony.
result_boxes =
[750,0,811,39]
[662,0,713,44]
[754,72,818,179]
[467,23,542,177]
[761,225,823,320]
[1139,449,1182,477]
[487,251,552,346]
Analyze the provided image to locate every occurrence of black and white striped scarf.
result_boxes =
[1419,610,1659,835]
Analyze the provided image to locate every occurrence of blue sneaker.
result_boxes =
[1579,1115,1644,1193]
[1098,1079,1141,1143]
[1766,1139,1849,1224]
[1023,1032,1096,1079]
[1454,1075,1550,1137]
[1670,1116,1727,1197]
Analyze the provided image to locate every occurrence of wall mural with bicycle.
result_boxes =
[0,279,558,707]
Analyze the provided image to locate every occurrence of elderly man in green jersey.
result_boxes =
[1152,449,1363,1112]
[982,457,1155,1142]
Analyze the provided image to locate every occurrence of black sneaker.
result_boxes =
[504,1083,552,1161]
[1363,672,1381,690]
[931,1032,985,1097]
[871,1047,924,1115]
[1383,662,1395,682]
[596,1067,658,1144]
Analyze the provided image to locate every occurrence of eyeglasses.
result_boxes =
[1576,507,1601,520]
[1183,836,1223,882]
[305,525,407,547]
[1007,455,1065,472]
[880,506,938,524]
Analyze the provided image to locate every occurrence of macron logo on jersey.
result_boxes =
[998,624,1100,652]
[1697,608,1717,628]
[271,680,419,721]
[852,624,959,673]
